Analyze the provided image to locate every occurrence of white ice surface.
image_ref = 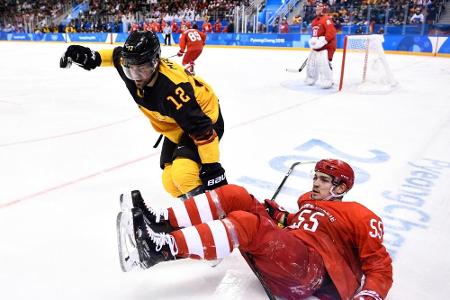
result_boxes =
[0,41,449,299]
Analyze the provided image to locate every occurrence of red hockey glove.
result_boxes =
[264,199,288,227]
[177,50,184,57]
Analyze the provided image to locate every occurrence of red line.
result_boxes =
[0,115,141,147]
[0,152,159,209]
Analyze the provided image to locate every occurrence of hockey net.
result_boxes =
[338,34,397,93]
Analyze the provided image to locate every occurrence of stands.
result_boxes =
[0,0,448,35]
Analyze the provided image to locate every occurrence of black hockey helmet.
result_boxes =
[121,31,161,67]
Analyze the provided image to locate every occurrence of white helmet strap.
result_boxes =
[324,185,347,201]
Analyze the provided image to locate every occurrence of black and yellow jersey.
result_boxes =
[97,47,222,164]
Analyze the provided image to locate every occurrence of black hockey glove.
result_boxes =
[60,45,101,70]
[199,163,227,191]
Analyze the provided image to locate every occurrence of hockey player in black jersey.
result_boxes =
[60,31,227,200]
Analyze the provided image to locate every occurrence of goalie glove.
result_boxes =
[309,37,319,49]
[311,36,328,50]
[60,45,102,70]
[264,199,289,227]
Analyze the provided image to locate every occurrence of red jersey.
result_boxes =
[171,22,179,34]
[311,14,336,59]
[286,192,393,299]
[151,22,160,33]
[279,21,289,33]
[130,23,139,32]
[202,21,212,33]
[213,21,222,33]
[179,29,206,52]
[181,20,191,29]
[169,184,393,300]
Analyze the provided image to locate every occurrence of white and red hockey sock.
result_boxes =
[168,190,225,228]
[172,218,239,260]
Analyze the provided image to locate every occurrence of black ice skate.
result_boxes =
[119,190,174,233]
[117,208,178,271]
[133,208,178,269]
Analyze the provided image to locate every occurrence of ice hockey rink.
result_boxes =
[0,41,449,300]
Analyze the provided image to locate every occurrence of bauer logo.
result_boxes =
[207,174,226,186]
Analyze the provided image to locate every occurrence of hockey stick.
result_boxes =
[286,58,308,73]
[241,160,316,299]
[166,51,185,59]
[271,160,316,200]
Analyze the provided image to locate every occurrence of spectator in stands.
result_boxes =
[279,17,289,33]
[202,16,213,33]
[272,17,280,33]
[225,19,234,33]
[171,20,180,33]
[213,18,222,33]
[410,7,425,24]
[293,15,302,24]
[426,0,438,24]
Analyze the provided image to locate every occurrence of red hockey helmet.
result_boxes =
[315,159,355,191]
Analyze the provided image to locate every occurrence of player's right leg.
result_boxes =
[120,190,174,233]
[305,50,319,85]
[317,50,333,89]
[123,184,257,231]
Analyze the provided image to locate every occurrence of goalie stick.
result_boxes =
[241,160,316,300]
[286,58,308,73]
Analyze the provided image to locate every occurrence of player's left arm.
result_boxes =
[200,31,207,45]
[165,82,225,189]
[179,33,187,52]
[97,49,115,67]
[168,83,218,163]
[323,16,336,43]
[353,211,393,300]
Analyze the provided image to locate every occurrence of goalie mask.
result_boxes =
[316,2,329,15]
[121,31,161,84]
[315,159,354,192]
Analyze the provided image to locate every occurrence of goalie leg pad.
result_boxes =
[305,50,319,85]
[317,50,333,89]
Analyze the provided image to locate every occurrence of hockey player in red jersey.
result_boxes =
[118,158,393,300]
[177,24,206,75]
[306,1,337,89]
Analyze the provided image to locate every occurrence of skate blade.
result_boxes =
[119,193,132,212]
[116,211,140,272]
[208,258,223,268]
